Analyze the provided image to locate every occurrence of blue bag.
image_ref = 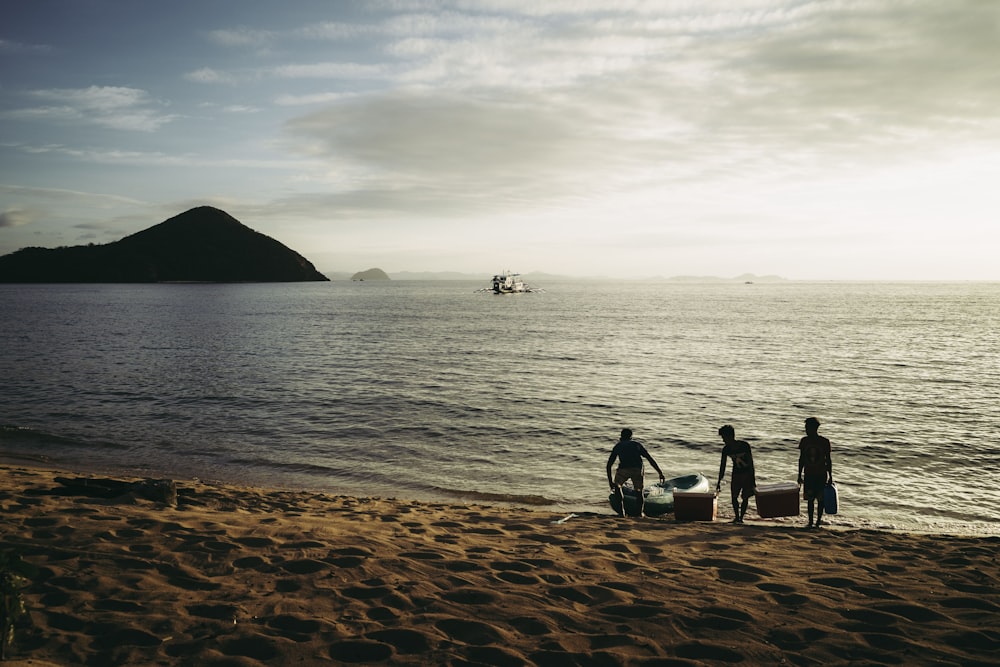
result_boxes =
[823,482,839,515]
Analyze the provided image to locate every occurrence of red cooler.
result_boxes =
[755,483,800,518]
[673,490,717,522]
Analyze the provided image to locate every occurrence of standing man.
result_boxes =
[607,428,666,518]
[797,417,833,528]
[715,424,756,524]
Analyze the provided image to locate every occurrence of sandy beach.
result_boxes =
[1,464,998,666]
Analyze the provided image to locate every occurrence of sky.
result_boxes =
[1,0,999,280]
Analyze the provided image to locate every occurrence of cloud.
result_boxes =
[284,90,611,205]
[278,0,1000,215]
[0,38,52,54]
[184,67,242,85]
[4,86,178,131]
[0,208,35,228]
[207,26,276,47]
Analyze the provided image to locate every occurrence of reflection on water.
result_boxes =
[1,281,998,535]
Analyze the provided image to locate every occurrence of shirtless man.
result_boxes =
[607,428,665,518]
[715,424,756,523]
[797,417,833,528]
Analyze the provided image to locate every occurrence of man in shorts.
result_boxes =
[797,416,833,528]
[715,424,756,524]
[607,428,666,518]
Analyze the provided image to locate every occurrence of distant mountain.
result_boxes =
[351,268,390,281]
[0,206,329,283]
[653,273,787,283]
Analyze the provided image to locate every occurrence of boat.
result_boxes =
[609,473,711,517]
[479,270,541,294]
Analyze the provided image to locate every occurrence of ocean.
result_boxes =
[2,280,998,536]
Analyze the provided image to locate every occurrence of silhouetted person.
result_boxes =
[607,428,665,518]
[797,417,833,528]
[715,424,756,523]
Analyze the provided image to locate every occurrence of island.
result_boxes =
[0,206,329,283]
[351,268,390,281]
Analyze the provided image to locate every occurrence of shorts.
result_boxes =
[802,473,826,500]
[613,467,643,489]
[730,471,756,501]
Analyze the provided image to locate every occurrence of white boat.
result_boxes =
[610,473,711,517]
[481,270,541,294]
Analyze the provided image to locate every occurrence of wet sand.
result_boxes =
[1,464,998,666]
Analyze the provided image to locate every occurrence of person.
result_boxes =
[606,428,665,518]
[797,416,833,528]
[715,424,756,524]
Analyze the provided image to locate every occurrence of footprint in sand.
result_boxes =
[443,588,501,605]
[757,583,796,593]
[342,584,393,600]
[939,596,1000,612]
[509,616,552,636]
[92,599,144,613]
[839,608,902,628]
[489,560,543,584]
[810,576,856,588]
[186,603,243,621]
[280,558,327,574]
[692,557,768,583]
[365,628,433,655]
[675,641,745,663]
[460,645,525,665]
[851,585,902,600]
[873,602,948,623]
[767,627,829,651]
[435,618,502,646]
[678,606,752,631]
[399,550,447,561]
[266,614,323,642]
[219,635,280,661]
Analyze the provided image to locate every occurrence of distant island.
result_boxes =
[324,270,787,282]
[351,268,390,281]
[0,206,329,283]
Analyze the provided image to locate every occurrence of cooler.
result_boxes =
[673,490,717,522]
[755,483,800,518]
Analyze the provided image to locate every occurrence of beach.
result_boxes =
[1,464,997,666]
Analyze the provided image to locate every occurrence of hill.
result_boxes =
[350,268,390,281]
[0,207,329,283]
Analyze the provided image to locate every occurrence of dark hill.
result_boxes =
[0,206,329,283]
[351,268,390,281]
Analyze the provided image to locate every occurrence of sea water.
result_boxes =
[2,280,998,536]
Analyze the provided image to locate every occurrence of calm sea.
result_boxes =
[2,280,998,536]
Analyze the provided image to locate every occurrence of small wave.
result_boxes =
[0,424,129,451]
[224,456,340,476]
[431,485,555,506]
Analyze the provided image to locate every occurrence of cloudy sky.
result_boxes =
[2,1,998,279]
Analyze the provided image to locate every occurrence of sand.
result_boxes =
[1,464,998,666]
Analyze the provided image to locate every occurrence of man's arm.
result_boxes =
[825,440,833,482]
[607,452,617,488]
[716,449,728,490]
[643,452,666,481]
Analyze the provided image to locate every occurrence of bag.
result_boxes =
[823,481,839,514]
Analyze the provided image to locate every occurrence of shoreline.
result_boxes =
[4,451,996,539]
[2,463,999,666]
